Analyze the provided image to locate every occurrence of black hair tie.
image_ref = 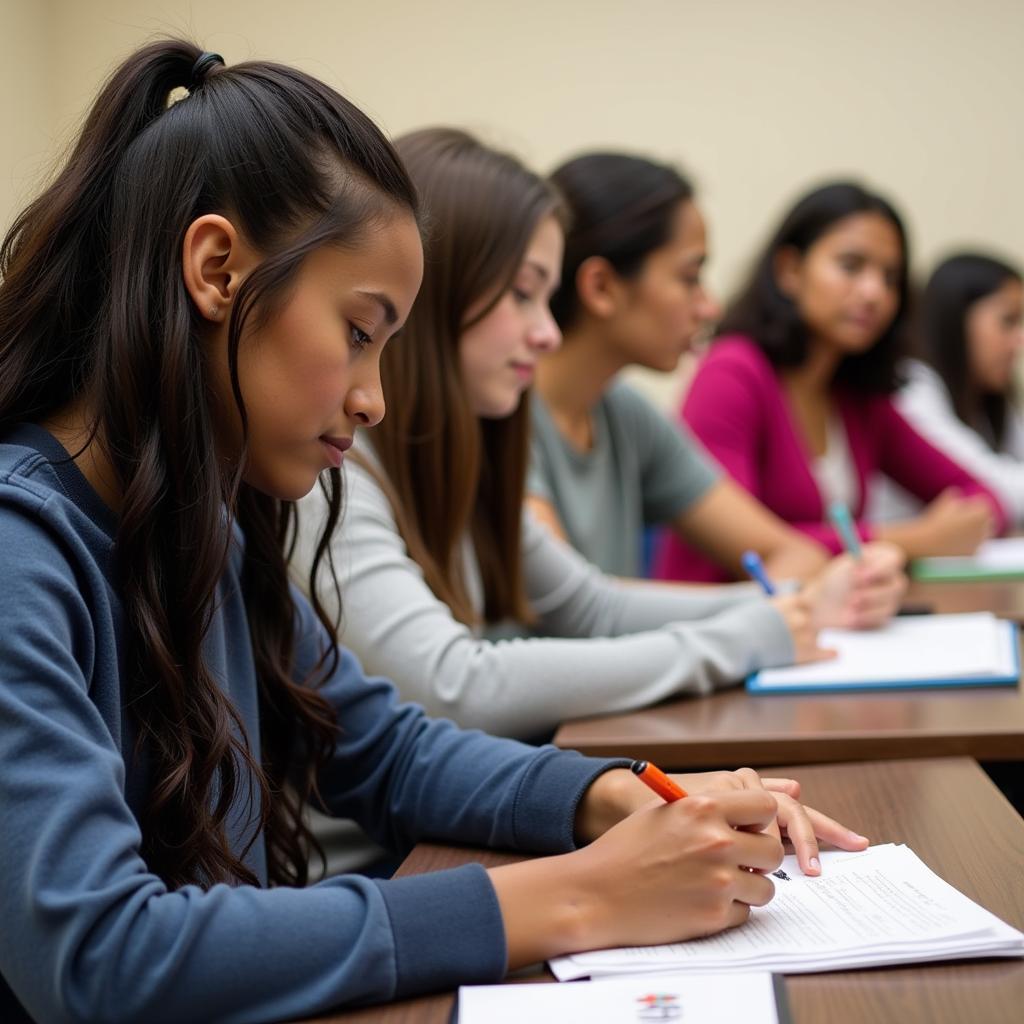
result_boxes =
[190,51,224,89]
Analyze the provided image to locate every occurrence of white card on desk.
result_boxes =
[456,971,783,1023]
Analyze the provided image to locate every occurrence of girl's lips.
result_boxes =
[846,312,880,330]
[510,362,535,382]
[319,435,353,468]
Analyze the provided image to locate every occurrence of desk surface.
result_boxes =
[553,678,1024,769]
[554,617,1024,768]
[307,757,1024,1024]
[905,578,1024,621]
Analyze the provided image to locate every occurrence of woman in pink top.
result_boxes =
[656,182,1007,583]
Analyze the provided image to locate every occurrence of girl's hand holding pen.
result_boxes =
[496,765,871,968]
[564,788,785,947]
[575,765,869,877]
[805,541,907,630]
[741,548,840,661]
[770,592,838,663]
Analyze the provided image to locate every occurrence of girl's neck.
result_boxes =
[783,336,842,396]
[39,403,122,512]
[535,322,628,447]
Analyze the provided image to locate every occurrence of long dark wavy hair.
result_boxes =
[0,40,418,890]
[368,128,562,626]
[721,181,911,394]
[549,152,694,331]
[919,253,1023,449]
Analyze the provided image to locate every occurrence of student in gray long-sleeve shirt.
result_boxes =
[0,41,871,1024]
[294,128,904,742]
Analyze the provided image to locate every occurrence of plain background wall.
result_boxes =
[1,1,55,236]
[2,0,1022,403]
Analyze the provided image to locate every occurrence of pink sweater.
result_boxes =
[654,335,1008,583]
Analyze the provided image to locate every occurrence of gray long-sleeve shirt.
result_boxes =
[294,450,794,740]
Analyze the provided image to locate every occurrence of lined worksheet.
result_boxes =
[551,845,1024,980]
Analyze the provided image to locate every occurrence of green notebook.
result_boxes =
[911,539,1024,582]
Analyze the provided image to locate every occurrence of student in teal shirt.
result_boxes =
[0,40,866,1024]
[529,153,906,607]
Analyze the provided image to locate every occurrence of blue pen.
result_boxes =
[741,550,777,595]
[828,501,863,559]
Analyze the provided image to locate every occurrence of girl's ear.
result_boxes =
[575,255,625,320]
[182,214,257,322]
[773,246,804,299]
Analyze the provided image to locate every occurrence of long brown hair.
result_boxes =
[0,40,418,889]
[367,128,561,626]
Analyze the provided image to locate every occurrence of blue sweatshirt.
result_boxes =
[0,424,623,1024]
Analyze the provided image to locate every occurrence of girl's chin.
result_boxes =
[472,387,527,420]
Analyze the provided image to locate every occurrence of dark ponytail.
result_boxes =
[0,39,419,889]
[548,152,694,331]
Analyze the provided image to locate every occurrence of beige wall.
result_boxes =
[1,0,56,234]
[4,0,1022,402]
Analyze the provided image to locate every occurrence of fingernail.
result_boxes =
[809,857,820,873]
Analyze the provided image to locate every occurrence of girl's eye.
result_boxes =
[350,324,372,348]
[512,287,532,304]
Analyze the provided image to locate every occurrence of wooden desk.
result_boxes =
[553,636,1024,769]
[906,578,1024,621]
[306,758,1024,1024]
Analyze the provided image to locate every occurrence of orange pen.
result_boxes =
[630,759,688,802]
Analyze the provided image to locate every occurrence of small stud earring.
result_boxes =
[209,305,218,317]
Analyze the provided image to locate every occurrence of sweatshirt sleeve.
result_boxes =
[309,460,793,739]
[0,498,621,1023]
[293,596,627,855]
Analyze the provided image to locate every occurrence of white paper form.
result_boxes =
[458,971,781,1024]
[551,845,1024,981]
[753,613,1014,689]
[945,538,1024,570]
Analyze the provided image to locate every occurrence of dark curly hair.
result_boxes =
[0,39,419,889]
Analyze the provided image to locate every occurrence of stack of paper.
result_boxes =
[457,972,783,1024]
[550,845,1024,980]
[747,612,1018,693]
[912,538,1024,581]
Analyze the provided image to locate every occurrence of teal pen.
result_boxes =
[741,549,777,595]
[828,502,863,558]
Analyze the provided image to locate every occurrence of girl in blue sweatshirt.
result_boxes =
[0,39,865,1024]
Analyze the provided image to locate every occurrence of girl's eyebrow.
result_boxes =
[355,289,398,326]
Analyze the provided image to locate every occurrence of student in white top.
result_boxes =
[295,130,902,741]
[884,254,1024,524]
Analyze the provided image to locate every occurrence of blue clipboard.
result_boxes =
[746,620,1020,695]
